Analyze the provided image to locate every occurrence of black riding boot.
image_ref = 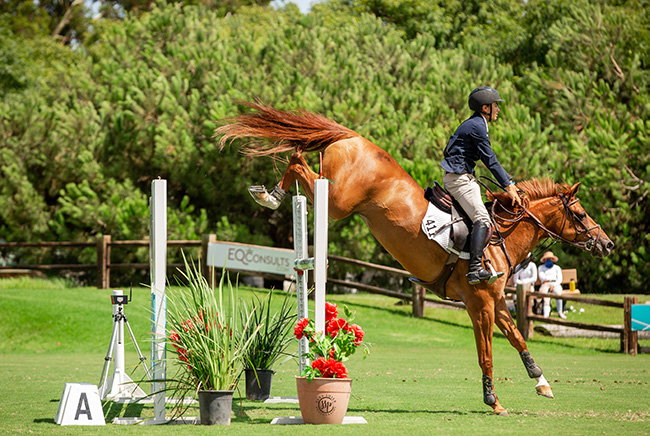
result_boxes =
[466,221,502,285]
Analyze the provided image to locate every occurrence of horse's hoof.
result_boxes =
[536,385,554,399]
[248,185,282,210]
[491,405,508,416]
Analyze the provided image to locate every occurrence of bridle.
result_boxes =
[488,191,602,274]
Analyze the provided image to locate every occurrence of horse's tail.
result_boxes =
[216,99,359,156]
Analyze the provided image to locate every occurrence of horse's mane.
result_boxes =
[489,177,570,204]
[216,99,359,156]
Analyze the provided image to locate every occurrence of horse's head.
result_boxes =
[490,178,614,257]
[554,182,614,257]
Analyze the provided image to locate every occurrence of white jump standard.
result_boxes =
[292,179,329,373]
[150,178,168,423]
[274,179,366,425]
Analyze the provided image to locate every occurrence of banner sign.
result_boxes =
[631,304,650,332]
[207,242,295,276]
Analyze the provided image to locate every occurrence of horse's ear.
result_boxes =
[568,182,581,197]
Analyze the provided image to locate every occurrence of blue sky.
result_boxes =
[86,1,326,17]
[270,0,325,14]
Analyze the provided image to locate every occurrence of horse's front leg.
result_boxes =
[493,296,554,399]
[278,152,318,200]
[249,152,318,209]
[466,298,508,416]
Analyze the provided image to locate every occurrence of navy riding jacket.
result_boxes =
[440,113,512,188]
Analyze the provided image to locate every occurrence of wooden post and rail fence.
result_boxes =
[0,236,644,354]
[514,284,642,355]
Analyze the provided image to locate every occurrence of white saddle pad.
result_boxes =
[421,202,470,260]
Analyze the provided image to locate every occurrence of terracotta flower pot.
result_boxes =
[295,376,352,425]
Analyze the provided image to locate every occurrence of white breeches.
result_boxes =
[539,282,563,305]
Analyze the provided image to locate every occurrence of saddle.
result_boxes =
[410,181,494,300]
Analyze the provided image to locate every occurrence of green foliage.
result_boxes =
[239,288,296,370]
[0,0,647,294]
[167,257,261,393]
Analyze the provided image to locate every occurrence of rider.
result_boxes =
[441,86,523,285]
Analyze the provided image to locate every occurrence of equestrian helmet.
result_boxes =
[468,86,504,112]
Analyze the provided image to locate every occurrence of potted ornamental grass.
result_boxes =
[166,256,260,425]
[294,302,368,425]
[239,288,296,400]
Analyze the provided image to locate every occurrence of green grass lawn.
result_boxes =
[0,278,648,435]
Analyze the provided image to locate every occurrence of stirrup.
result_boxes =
[467,267,493,285]
[484,259,504,285]
[248,184,286,210]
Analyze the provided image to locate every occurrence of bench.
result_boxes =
[536,268,580,296]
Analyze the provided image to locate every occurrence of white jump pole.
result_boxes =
[150,179,167,423]
[313,179,328,333]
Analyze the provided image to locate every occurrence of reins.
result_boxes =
[479,177,602,276]
[491,193,602,276]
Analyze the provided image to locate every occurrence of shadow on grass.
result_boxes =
[339,299,623,354]
[336,299,474,332]
[527,336,622,354]
[229,403,490,424]
[103,401,146,422]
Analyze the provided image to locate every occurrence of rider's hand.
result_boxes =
[506,183,522,207]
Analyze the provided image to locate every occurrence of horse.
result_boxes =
[216,100,614,415]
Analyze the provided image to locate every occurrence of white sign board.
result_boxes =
[55,383,105,426]
[207,242,294,276]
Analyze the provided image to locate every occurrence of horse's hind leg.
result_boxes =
[249,152,317,209]
[494,296,554,399]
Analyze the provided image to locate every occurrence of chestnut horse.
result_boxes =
[217,100,614,415]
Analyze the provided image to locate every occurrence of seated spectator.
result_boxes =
[538,251,567,319]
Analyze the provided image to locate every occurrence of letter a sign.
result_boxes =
[55,383,105,426]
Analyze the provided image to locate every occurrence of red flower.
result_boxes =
[181,318,194,332]
[326,318,348,338]
[169,330,189,362]
[176,347,189,362]
[350,324,364,345]
[327,359,348,378]
[310,357,348,378]
[325,302,338,322]
[294,318,310,339]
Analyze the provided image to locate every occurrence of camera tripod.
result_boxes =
[98,289,152,402]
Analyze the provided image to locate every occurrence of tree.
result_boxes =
[0,1,647,293]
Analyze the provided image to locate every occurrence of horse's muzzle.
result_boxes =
[593,238,614,257]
